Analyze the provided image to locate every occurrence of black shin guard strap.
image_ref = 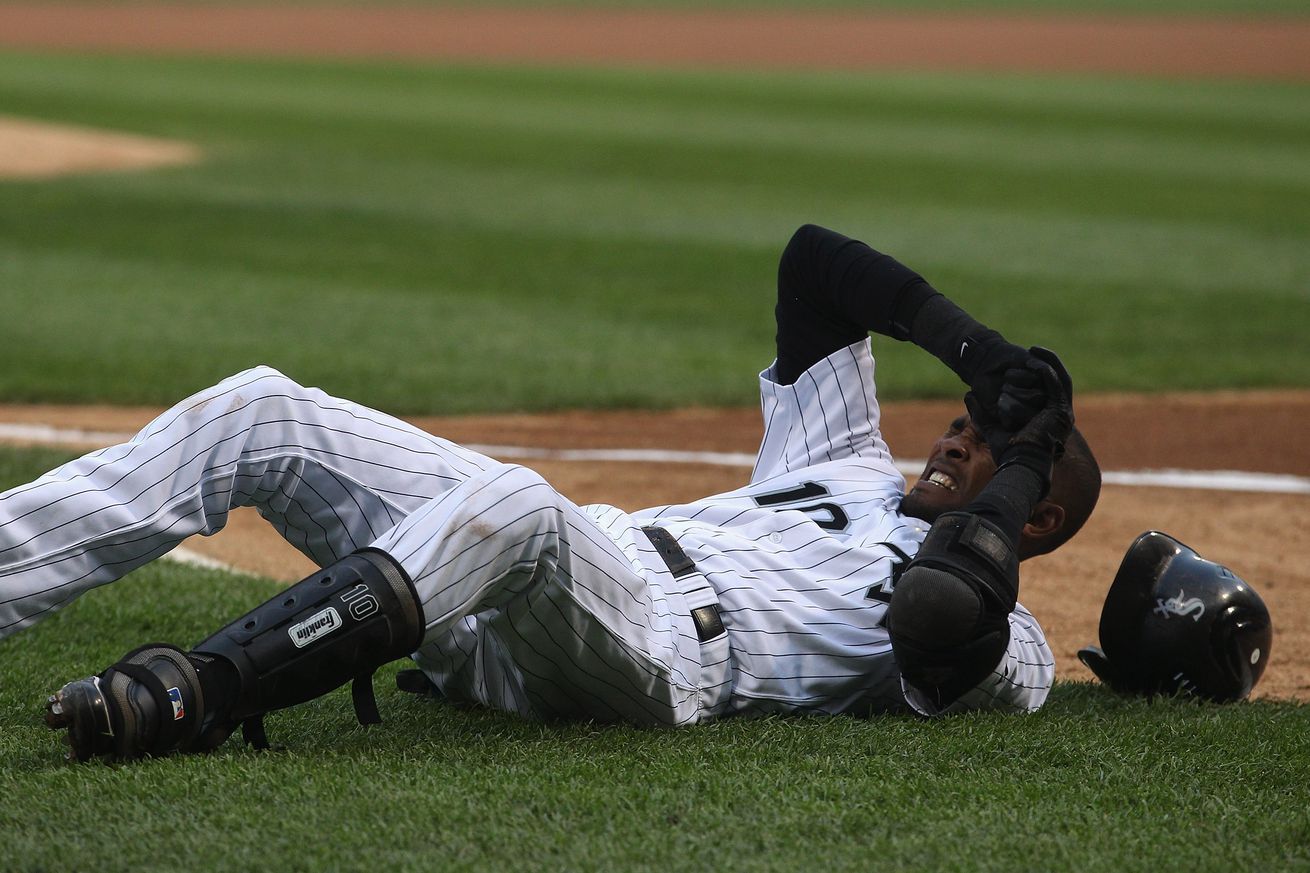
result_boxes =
[98,643,207,758]
[191,549,424,745]
[241,716,270,750]
[351,675,382,725]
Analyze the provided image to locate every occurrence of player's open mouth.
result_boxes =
[921,470,958,492]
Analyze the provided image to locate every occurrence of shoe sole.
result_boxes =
[44,677,113,762]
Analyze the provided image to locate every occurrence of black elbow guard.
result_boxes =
[887,512,1020,706]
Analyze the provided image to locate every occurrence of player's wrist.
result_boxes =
[993,443,1054,500]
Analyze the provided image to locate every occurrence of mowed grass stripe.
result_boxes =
[7,59,1308,186]
[0,54,1307,411]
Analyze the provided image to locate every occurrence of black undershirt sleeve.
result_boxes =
[774,224,937,384]
[773,224,994,385]
[775,223,1049,545]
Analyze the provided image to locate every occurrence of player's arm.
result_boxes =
[775,225,1033,419]
[776,225,1070,710]
[886,357,1072,712]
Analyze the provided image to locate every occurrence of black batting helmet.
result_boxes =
[1077,530,1272,702]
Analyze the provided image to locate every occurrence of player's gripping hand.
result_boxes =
[956,336,1031,422]
[965,347,1074,462]
[1006,348,1073,459]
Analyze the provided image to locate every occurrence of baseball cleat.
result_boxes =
[44,644,209,762]
[44,676,116,761]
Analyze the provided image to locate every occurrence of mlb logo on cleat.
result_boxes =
[167,686,186,721]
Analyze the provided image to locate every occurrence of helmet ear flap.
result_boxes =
[1089,531,1180,695]
[1208,605,1273,702]
[1076,645,1122,687]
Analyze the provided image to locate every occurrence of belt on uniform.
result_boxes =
[641,525,724,643]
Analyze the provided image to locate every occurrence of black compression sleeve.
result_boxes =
[774,224,939,384]
[906,295,1005,383]
[773,224,999,385]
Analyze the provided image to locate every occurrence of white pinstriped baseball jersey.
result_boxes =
[628,339,1054,717]
[0,340,1053,728]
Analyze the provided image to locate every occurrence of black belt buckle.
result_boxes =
[691,605,725,642]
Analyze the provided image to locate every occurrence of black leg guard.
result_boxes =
[191,548,424,749]
[45,549,424,761]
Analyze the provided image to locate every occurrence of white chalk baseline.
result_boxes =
[0,422,1305,496]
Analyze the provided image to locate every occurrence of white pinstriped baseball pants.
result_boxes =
[0,366,727,726]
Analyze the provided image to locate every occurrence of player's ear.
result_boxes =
[1021,500,1065,547]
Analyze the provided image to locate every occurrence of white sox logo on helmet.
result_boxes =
[1155,589,1206,622]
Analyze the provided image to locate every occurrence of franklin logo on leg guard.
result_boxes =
[289,607,342,648]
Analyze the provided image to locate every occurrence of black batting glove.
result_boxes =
[994,352,1075,498]
[954,333,1031,418]
[964,390,1010,462]
[994,365,1047,431]
[965,347,1074,469]
[1013,348,1074,456]
[964,362,1050,461]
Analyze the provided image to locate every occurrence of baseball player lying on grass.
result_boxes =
[8,224,1104,762]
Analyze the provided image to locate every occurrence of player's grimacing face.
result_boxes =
[900,413,998,523]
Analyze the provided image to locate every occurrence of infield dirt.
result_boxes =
[0,5,1308,80]
[0,115,199,180]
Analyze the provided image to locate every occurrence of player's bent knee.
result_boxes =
[492,465,567,524]
[497,463,551,492]
[241,366,309,405]
[219,364,292,390]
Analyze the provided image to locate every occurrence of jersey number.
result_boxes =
[865,543,911,604]
[751,482,850,532]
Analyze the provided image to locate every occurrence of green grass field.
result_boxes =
[2,16,1310,873]
[4,576,1309,873]
[1,53,1307,412]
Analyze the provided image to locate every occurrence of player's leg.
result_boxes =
[374,466,706,727]
[46,465,706,759]
[0,364,501,642]
[45,547,424,760]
